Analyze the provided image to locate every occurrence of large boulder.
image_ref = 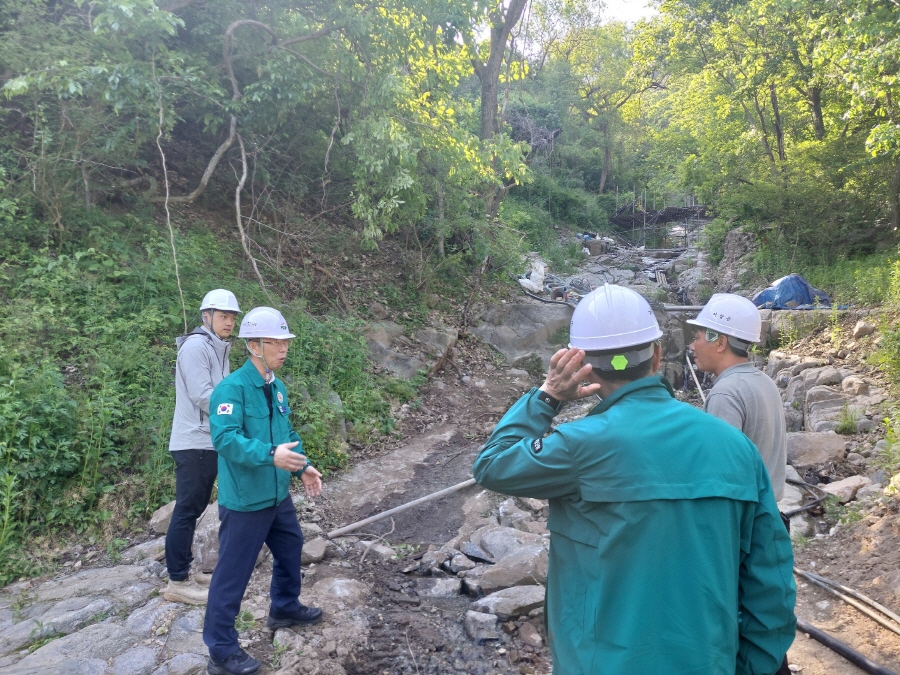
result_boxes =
[842,377,870,396]
[765,351,800,379]
[4,623,138,674]
[777,482,811,536]
[852,321,876,339]
[473,302,573,367]
[786,432,846,467]
[821,475,871,503]
[191,501,220,573]
[366,340,427,380]
[149,501,175,535]
[465,611,500,642]
[470,526,547,562]
[479,546,549,593]
[470,585,546,621]
[805,386,851,432]
[416,578,462,598]
[497,498,533,531]
[414,326,458,360]
[814,368,845,387]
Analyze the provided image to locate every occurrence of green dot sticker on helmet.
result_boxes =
[610,354,629,371]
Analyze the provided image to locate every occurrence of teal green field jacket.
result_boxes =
[473,376,796,675]
[210,359,309,512]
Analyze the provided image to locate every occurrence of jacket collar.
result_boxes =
[588,374,675,416]
[239,358,271,388]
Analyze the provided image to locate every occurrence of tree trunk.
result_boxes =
[808,87,825,141]
[470,0,528,219]
[890,157,900,234]
[598,127,611,194]
[436,182,446,258]
[471,0,528,142]
[769,84,786,161]
[745,97,777,179]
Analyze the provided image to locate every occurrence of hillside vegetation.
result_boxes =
[1,0,900,581]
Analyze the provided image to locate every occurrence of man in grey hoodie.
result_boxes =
[164,289,241,605]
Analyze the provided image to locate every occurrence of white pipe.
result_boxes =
[686,353,707,404]
[326,478,478,539]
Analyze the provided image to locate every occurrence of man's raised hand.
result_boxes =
[540,348,602,401]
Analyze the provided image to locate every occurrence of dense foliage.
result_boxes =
[2,0,900,581]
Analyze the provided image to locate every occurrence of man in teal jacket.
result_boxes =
[473,285,795,675]
[204,307,324,675]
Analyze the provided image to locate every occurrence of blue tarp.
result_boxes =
[751,274,831,310]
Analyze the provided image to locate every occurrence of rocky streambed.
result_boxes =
[2,233,900,675]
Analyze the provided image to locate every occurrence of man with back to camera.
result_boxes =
[164,289,240,605]
[204,306,323,675]
[473,284,796,675]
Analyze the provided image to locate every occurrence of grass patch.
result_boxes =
[835,406,858,435]
[234,610,256,633]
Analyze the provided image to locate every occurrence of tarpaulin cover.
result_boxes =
[751,274,831,309]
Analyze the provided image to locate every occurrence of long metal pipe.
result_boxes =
[662,305,705,312]
[796,618,899,675]
[685,353,707,404]
[326,478,478,539]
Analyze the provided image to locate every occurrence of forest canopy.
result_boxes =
[1,0,900,580]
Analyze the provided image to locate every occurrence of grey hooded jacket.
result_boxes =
[169,326,232,451]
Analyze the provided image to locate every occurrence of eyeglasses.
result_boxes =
[261,339,292,349]
[704,329,720,342]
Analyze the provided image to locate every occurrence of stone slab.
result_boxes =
[786,432,846,467]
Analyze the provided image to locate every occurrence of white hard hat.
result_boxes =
[569,284,663,352]
[238,307,296,339]
[686,293,761,343]
[200,289,240,313]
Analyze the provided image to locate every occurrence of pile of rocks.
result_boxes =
[366,320,458,380]
[765,350,885,434]
[404,493,550,656]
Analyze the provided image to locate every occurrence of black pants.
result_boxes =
[165,449,218,581]
[773,511,792,675]
[203,497,304,661]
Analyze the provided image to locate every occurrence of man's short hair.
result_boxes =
[584,342,655,383]
[726,336,750,358]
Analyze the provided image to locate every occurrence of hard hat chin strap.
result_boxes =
[203,309,233,341]
[246,339,273,380]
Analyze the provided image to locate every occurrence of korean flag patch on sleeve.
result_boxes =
[217,403,234,415]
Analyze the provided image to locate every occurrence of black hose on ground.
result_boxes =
[782,478,829,517]
[796,618,900,675]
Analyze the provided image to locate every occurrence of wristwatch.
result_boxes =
[536,390,562,412]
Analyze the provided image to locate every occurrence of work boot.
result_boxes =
[193,571,213,586]
[266,604,323,630]
[163,578,208,605]
[206,648,260,675]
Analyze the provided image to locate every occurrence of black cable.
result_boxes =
[782,478,829,517]
[796,618,900,675]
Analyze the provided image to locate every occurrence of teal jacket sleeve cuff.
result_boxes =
[472,388,578,500]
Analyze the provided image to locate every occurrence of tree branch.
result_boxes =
[150,115,236,203]
[235,133,271,299]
